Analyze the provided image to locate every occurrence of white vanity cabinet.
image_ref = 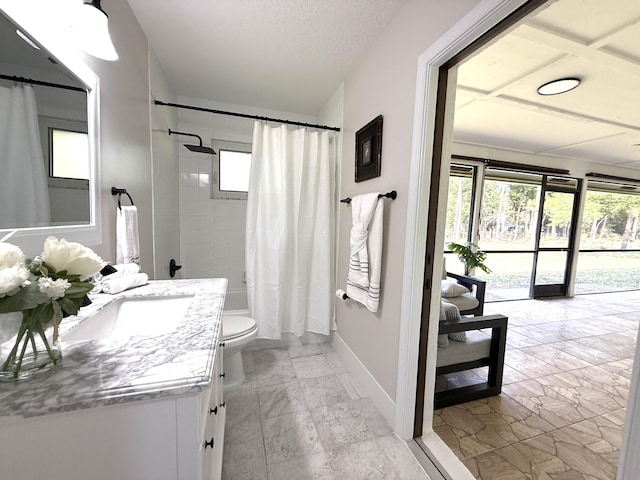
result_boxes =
[0,343,225,480]
[201,341,226,479]
[0,279,228,480]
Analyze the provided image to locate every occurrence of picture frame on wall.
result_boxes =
[355,115,383,182]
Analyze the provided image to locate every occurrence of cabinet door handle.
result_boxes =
[204,437,214,449]
[220,402,226,408]
[209,406,218,415]
[220,372,226,378]
[219,341,226,348]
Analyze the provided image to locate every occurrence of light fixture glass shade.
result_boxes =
[537,78,580,95]
[76,0,118,61]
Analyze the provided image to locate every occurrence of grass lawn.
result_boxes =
[446,250,640,300]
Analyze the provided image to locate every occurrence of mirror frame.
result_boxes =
[0,3,101,255]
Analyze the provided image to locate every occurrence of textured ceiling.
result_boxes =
[454,0,640,169]
[125,0,407,114]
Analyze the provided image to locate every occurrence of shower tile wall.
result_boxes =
[176,96,317,292]
[179,151,247,291]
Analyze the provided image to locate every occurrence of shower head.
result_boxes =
[168,128,217,155]
[184,143,216,154]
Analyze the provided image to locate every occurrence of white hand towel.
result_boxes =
[116,206,140,265]
[92,263,141,292]
[93,263,140,282]
[346,193,384,312]
[101,273,149,295]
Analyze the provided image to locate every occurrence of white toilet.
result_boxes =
[222,315,258,386]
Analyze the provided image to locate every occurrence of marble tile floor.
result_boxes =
[221,342,429,480]
[434,291,639,479]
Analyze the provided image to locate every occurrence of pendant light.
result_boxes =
[76,0,119,61]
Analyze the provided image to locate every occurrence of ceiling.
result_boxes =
[125,0,406,114]
[3,1,638,171]
[128,0,640,170]
[454,0,640,170]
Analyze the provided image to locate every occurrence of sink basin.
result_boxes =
[63,295,194,342]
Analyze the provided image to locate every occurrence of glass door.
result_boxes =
[531,177,581,297]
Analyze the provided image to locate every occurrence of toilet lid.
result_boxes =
[223,315,257,340]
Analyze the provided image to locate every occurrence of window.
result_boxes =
[49,128,89,180]
[574,181,640,294]
[478,169,542,252]
[211,140,252,200]
[445,164,475,245]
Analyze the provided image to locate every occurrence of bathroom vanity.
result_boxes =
[0,279,227,480]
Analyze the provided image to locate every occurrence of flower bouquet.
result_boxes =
[0,236,104,380]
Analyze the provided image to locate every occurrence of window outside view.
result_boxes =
[219,150,251,193]
[445,165,640,299]
[575,187,640,294]
[50,129,89,180]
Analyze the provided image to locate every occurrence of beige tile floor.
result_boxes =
[434,291,640,479]
[221,342,429,480]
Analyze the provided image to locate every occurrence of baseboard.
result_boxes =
[332,332,396,429]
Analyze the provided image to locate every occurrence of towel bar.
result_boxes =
[335,289,349,300]
[340,190,396,204]
[111,187,135,210]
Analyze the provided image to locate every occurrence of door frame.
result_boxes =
[393,0,640,478]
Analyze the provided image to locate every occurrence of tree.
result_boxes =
[542,192,574,240]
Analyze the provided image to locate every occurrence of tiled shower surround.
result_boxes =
[176,98,318,293]
[179,149,247,288]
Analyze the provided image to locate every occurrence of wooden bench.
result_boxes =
[435,314,508,409]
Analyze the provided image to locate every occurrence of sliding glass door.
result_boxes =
[446,162,582,300]
[476,169,541,300]
[532,177,581,297]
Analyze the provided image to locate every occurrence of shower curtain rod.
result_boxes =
[154,100,341,132]
[0,74,85,92]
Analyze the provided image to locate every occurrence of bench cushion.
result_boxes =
[436,329,491,367]
[442,293,480,312]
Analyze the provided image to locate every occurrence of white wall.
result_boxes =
[333,0,481,403]
[78,0,155,274]
[453,142,640,180]
[149,50,180,279]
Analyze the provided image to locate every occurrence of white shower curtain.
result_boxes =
[246,122,337,339]
[0,84,50,228]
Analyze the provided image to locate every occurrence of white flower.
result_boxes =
[37,277,71,299]
[0,264,30,298]
[0,241,25,269]
[42,236,105,280]
[0,242,29,297]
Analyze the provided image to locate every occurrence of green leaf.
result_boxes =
[50,301,63,325]
[0,285,48,313]
[64,282,94,298]
[58,297,80,315]
[446,241,492,275]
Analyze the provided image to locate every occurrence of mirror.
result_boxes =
[0,4,100,253]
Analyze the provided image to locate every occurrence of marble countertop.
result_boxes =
[0,278,227,423]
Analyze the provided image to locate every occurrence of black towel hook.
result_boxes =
[111,187,135,210]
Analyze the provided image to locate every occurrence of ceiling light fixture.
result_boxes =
[76,0,119,61]
[537,77,581,96]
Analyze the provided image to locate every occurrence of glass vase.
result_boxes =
[0,310,62,381]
